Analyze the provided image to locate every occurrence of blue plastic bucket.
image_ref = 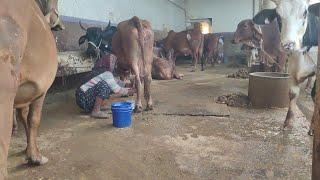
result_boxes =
[111,101,133,128]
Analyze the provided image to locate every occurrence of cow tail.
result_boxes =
[131,16,146,77]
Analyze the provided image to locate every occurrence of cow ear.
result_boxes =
[79,35,87,45]
[253,9,277,25]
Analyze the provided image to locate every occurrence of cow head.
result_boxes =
[233,19,262,48]
[253,0,309,50]
[36,0,65,31]
[79,21,117,58]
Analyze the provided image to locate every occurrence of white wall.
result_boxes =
[186,0,257,32]
[58,0,186,31]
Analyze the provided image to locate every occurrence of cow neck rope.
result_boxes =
[88,39,102,59]
[260,48,282,69]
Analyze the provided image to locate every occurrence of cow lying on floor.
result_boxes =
[152,49,184,80]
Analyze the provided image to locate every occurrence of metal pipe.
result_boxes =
[166,0,187,29]
[253,0,255,17]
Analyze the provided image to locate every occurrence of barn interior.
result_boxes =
[6,0,318,179]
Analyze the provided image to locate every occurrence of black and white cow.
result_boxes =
[253,0,320,133]
[79,21,117,58]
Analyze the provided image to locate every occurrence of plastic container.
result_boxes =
[111,101,134,128]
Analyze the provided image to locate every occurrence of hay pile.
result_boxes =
[215,93,250,108]
[227,68,249,79]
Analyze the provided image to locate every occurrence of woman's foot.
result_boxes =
[91,111,109,119]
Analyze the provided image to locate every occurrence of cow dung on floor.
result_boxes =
[227,68,249,79]
[215,93,250,107]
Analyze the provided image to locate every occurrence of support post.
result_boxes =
[312,9,320,180]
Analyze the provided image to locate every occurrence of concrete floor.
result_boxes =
[7,65,313,179]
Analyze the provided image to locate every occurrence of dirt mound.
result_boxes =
[227,68,249,79]
[215,93,250,108]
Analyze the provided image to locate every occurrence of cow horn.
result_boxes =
[79,21,87,31]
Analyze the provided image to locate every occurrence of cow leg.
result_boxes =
[12,109,18,136]
[306,77,313,91]
[144,74,153,111]
[26,94,48,165]
[0,61,17,178]
[284,85,300,129]
[201,55,205,71]
[191,52,198,72]
[0,104,13,179]
[16,107,29,150]
[132,64,143,113]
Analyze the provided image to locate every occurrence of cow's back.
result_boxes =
[163,30,177,51]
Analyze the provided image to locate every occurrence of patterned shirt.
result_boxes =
[80,71,128,96]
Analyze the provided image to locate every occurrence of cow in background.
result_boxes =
[0,0,60,177]
[253,0,319,133]
[112,16,154,113]
[79,21,117,58]
[152,49,184,80]
[163,23,204,72]
[202,34,225,70]
[233,19,286,72]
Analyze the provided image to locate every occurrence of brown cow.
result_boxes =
[112,16,154,113]
[202,33,219,70]
[163,23,204,72]
[152,49,183,80]
[0,0,58,177]
[233,19,286,72]
[12,0,64,136]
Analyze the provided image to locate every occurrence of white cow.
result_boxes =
[254,0,318,133]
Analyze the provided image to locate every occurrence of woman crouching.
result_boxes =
[75,71,135,118]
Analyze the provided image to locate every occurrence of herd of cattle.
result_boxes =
[1,0,320,178]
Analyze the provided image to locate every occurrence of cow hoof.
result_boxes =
[282,124,293,131]
[145,105,154,111]
[12,128,18,136]
[134,106,143,113]
[308,129,315,136]
[26,155,48,166]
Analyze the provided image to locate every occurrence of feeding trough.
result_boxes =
[248,72,290,108]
